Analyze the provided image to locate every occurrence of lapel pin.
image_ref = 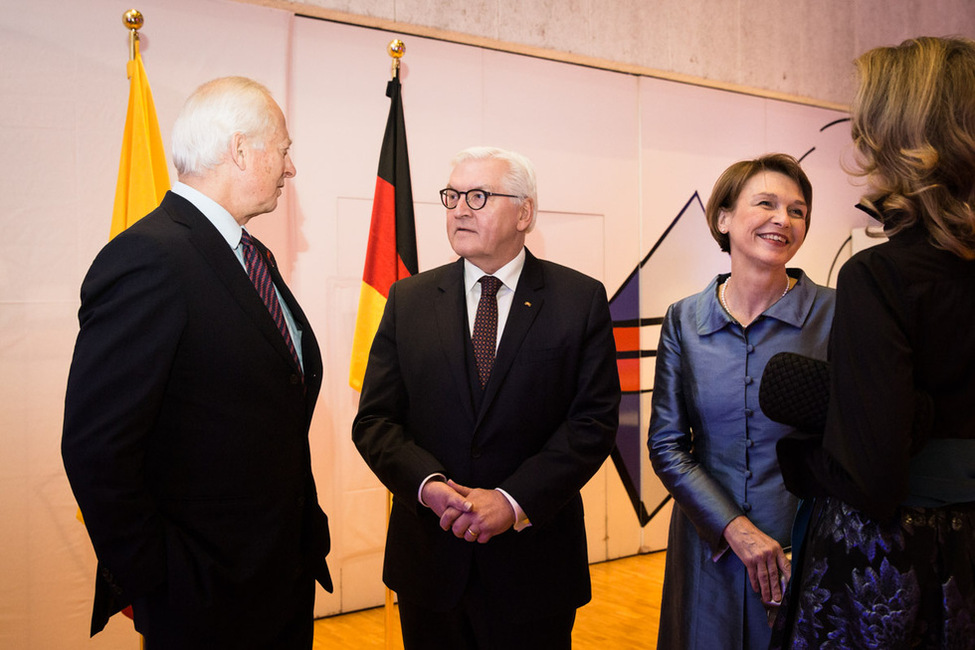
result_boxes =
[524,301,532,307]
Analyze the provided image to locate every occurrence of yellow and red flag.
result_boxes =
[84,36,170,627]
[349,76,418,390]
[110,39,170,240]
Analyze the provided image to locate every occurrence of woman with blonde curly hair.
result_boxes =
[772,36,975,648]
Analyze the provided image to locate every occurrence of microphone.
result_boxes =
[759,352,830,434]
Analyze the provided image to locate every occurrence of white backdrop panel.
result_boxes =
[1,1,877,644]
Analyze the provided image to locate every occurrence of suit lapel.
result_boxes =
[477,249,545,422]
[161,193,302,375]
[271,259,322,379]
[248,236,308,378]
[263,245,322,409]
[435,259,476,419]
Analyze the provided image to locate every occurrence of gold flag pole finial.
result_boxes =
[123,9,145,61]
[387,39,405,79]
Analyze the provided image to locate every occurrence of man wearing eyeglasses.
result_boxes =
[353,146,620,649]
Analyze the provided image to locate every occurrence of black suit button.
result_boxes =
[471,447,482,459]
[290,374,301,385]
[297,496,305,506]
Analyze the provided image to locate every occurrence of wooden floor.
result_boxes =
[313,550,666,649]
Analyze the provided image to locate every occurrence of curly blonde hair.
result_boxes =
[850,36,975,259]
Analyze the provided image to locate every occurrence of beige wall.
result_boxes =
[242,0,975,106]
[1,1,972,647]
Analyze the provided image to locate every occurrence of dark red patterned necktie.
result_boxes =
[240,231,300,370]
[472,276,502,388]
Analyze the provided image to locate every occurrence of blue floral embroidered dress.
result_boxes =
[772,224,975,649]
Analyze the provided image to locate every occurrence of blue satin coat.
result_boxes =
[648,270,834,649]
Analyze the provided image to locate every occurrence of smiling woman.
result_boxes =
[710,154,812,327]
[647,155,836,650]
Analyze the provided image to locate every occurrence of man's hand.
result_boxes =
[445,479,516,544]
[722,515,791,604]
[421,479,472,532]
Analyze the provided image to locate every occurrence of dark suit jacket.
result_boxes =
[352,250,620,618]
[62,192,331,642]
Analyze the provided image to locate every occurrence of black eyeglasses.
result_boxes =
[439,188,520,210]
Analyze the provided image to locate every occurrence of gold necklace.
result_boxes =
[719,275,791,321]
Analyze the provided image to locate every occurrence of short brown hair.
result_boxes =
[705,154,813,253]
[851,36,975,260]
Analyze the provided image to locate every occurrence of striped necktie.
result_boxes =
[240,231,300,371]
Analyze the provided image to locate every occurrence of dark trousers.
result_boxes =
[137,573,315,650]
[398,564,576,650]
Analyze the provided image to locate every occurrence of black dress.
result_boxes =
[771,220,975,649]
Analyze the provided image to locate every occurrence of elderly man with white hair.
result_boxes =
[63,76,331,649]
[354,146,620,649]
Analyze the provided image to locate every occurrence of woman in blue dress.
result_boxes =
[649,153,835,649]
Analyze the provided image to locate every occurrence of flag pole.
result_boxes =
[384,39,405,650]
[123,9,143,61]
[353,35,415,648]
[123,1,148,638]
[383,41,406,650]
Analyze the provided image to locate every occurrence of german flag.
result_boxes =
[349,76,418,391]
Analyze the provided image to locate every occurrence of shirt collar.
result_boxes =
[171,181,243,248]
[463,248,526,294]
[696,269,817,335]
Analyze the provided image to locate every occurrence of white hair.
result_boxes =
[171,76,275,177]
[451,146,538,231]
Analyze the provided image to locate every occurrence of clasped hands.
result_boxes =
[421,479,516,544]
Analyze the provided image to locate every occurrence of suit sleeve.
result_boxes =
[647,303,742,552]
[496,280,621,528]
[62,232,185,600]
[352,283,451,513]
